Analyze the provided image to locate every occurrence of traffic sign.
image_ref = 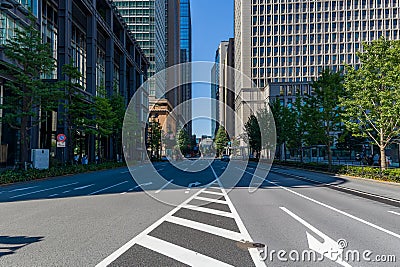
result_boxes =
[57,134,66,142]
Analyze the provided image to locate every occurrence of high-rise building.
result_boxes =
[235,0,400,86]
[180,0,192,136]
[234,0,400,142]
[114,0,166,97]
[211,40,235,139]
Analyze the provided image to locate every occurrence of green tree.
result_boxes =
[341,38,400,169]
[0,14,62,165]
[215,126,229,156]
[110,90,126,159]
[177,128,190,156]
[270,100,295,160]
[148,120,162,159]
[307,68,344,169]
[244,115,261,158]
[287,95,308,162]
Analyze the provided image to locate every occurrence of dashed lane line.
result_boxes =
[155,180,174,194]
[88,181,129,195]
[388,211,400,216]
[9,186,39,192]
[10,182,79,199]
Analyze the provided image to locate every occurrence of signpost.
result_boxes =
[57,134,67,164]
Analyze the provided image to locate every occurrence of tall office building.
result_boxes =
[114,0,166,97]
[235,0,400,86]
[234,0,400,141]
[180,0,192,136]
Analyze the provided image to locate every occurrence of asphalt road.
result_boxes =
[0,159,399,266]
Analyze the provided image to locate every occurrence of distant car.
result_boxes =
[160,156,169,162]
[221,154,230,162]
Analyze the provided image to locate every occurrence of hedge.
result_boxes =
[273,160,400,183]
[0,162,126,185]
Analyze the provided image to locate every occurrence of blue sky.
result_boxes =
[191,0,234,137]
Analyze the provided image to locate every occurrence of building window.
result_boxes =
[71,25,87,88]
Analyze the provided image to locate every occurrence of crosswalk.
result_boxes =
[96,179,265,267]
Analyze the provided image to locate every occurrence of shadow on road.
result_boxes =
[0,235,44,257]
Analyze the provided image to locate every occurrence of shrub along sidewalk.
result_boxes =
[272,160,400,183]
[0,162,126,185]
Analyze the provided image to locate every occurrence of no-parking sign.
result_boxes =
[57,134,66,148]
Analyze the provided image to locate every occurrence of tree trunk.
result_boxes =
[380,146,387,170]
[327,142,333,170]
[20,116,29,165]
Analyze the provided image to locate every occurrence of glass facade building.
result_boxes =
[115,0,166,97]
[180,0,192,135]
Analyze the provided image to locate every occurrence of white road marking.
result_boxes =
[281,207,351,267]
[73,184,95,190]
[10,182,79,199]
[48,194,58,197]
[120,192,127,195]
[9,186,39,192]
[194,196,227,204]
[185,181,201,193]
[166,215,243,241]
[62,190,71,194]
[388,211,400,216]
[200,190,225,196]
[128,182,153,191]
[272,169,400,204]
[240,168,400,240]
[88,181,129,195]
[137,235,234,267]
[154,168,164,172]
[97,172,264,267]
[155,179,174,193]
[191,160,197,166]
[182,204,235,218]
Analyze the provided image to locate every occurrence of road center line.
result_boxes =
[9,186,39,192]
[239,168,400,240]
[88,181,129,195]
[10,182,79,199]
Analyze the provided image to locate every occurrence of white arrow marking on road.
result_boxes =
[155,180,174,193]
[185,182,201,193]
[280,207,351,267]
[388,211,400,216]
[128,182,153,192]
[9,186,39,192]
[73,184,95,190]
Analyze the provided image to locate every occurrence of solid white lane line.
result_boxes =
[9,186,39,192]
[88,181,129,195]
[200,190,225,196]
[240,168,400,240]
[182,204,235,218]
[210,165,266,267]
[137,235,234,267]
[155,179,174,193]
[73,184,95,190]
[166,216,243,241]
[388,211,400,216]
[10,182,79,199]
[194,196,228,204]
